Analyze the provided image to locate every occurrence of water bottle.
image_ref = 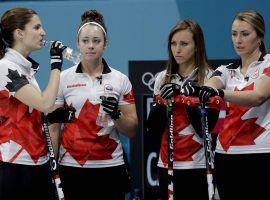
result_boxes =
[42,40,81,64]
[96,96,114,127]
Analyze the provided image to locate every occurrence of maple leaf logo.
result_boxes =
[174,134,202,161]
[5,69,28,92]
[61,99,118,166]
[219,83,265,151]
[0,90,46,163]
[160,130,202,166]
[160,103,202,165]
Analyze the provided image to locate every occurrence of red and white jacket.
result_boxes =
[214,53,270,154]
[0,48,47,165]
[56,59,135,168]
[154,70,212,169]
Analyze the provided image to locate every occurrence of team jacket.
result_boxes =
[56,58,135,168]
[0,48,47,165]
[154,69,212,169]
[214,53,270,154]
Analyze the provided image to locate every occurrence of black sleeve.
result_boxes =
[146,103,167,138]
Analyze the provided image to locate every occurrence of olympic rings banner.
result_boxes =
[129,59,234,199]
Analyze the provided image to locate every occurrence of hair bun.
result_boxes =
[81,9,104,23]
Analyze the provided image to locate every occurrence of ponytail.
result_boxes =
[260,41,267,53]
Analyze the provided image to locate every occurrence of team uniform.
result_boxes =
[153,69,212,200]
[56,58,134,200]
[213,53,270,200]
[0,48,53,200]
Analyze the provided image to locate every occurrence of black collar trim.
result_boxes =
[75,58,111,74]
[227,52,267,70]
[27,57,39,70]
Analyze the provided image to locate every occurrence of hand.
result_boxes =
[181,80,201,96]
[160,83,181,99]
[199,86,224,104]
[50,41,67,71]
[47,106,76,124]
[100,96,121,120]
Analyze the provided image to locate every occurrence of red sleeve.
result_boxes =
[123,89,135,104]
[263,66,270,77]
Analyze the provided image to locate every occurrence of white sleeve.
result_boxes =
[211,65,230,87]
[118,74,135,105]
[153,70,166,96]
[261,54,270,77]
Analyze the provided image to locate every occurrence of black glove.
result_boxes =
[50,41,67,71]
[182,80,201,96]
[47,106,76,124]
[160,83,181,99]
[199,86,224,104]
[100,96,121,120]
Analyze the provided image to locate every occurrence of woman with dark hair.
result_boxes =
[150,19,213,200]
[0,7,67,200]
[49,9,138,200]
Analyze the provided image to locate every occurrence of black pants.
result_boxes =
[159,167,209,200]
[215,152,270,200]
[59,164,129,200]
[0,161,54,200]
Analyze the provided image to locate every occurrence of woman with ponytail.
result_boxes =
[0,7,67,200]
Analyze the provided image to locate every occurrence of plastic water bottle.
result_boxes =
[96,96,114,127]
[96,107,114,127]
[42,40,81,64]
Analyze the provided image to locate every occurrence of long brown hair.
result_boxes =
[164,19,211,86]
[0,7,37,59]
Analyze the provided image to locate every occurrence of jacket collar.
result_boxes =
[75,58,111,74]
[5,48,39,76]
[227,52,267,69]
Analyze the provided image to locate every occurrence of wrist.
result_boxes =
[111,110,122,121]
[51,67,61,72]
[51,65,62,71]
